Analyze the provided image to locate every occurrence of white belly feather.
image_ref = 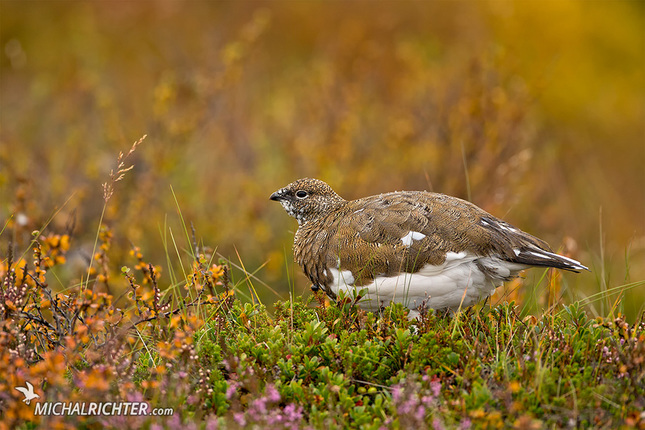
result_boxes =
[328,251,528,318]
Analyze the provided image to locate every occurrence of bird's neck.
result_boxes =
[300,200,347,227]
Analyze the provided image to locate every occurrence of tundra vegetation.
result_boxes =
[1,1,643,428]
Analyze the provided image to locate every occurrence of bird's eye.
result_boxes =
[295,190,308,199]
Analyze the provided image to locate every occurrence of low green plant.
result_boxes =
[1,224,644,429]
[1,139,643,429]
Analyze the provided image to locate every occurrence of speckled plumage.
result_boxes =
[270,178,588,318]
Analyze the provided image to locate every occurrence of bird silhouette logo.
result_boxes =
[15,381,40,405]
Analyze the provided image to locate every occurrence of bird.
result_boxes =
[15,381,40,405]
[270,178,588,319]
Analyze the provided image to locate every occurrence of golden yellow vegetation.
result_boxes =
[1,1,643,318]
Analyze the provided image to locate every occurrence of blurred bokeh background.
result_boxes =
[1,1,643,318]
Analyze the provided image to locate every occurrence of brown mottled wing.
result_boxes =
[323,191,558,286]
[323,192,469,285]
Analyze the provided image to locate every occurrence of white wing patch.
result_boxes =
[329,268,355,287]
[445,251,468,261]
[400,231,426,247]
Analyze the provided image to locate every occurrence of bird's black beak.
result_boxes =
[269,192,283,201]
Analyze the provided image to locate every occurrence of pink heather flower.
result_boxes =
[266,412,283,425]
[430,380,441,398]
[283,403,303,422]
[459,418,472,429]
[415,405,426,421]
[399,398,416,415]
[266,384,281,403]
[421,395,435,406]
[167,415,181,428]
[126,391,145,403]
[392,386,404,403]
[233,412,246,427]
[256,397,268,414]
[205,416,219,430]
[249,397,268,420]
[225,383,237,400]
[433,418,445,430]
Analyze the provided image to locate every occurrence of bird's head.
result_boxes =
[270,178,346,225]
